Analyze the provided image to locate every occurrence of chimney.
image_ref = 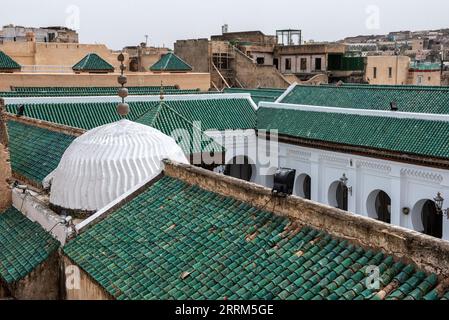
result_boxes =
[222,24,229,35]
[390,101,398,111]
[0,98,12,211]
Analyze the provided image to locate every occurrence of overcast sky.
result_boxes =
[1,0,448,50]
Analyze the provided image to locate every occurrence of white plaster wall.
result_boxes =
[223,134,449,241]
[12,189,69,245]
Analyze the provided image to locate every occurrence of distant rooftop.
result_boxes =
[150,52,192,72]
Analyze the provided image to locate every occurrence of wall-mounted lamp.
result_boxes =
[434,193,449,219]
[340,173,353,196]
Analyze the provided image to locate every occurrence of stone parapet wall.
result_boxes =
[164,160,449,277]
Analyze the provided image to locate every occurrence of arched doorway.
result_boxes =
[412,199,443,239]
[367,190,391,223]
[296,174,311,200]
[328,181,348,211]
[224,156,254,182]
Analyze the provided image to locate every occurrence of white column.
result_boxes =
[390,168,402,227]
[310,155,320,203]
[443,217,449,241]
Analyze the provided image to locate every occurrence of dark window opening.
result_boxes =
[375,191,391,223]
[302,176,311,200]
[373,67,377,79]
[315,58,322,71]
[256,57,265,65]
[336,183,348,211]
[388,67,393,78]
[285,58,292,71]
[300,58,307,71]
[224,156,253,182]
[421,200,443,239]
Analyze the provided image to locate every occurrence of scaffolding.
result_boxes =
[276,29,302,46]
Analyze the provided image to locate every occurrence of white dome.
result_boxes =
[46,119,188,212]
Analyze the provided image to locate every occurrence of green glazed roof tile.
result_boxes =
[257,106,449,159]
[281,85,449,114]
[150,52,192,72]
[63,175,439,300]
[0,207,59,284]
[72,53,114,72]
[6,98,256,132]
[7,120,76,184]
[0,51,21,70]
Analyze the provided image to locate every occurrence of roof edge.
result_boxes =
[261,101,449,123]
[3,93,253,105]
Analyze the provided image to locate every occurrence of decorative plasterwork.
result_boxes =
[319,153,348,166]
[356,160,392,173]
[400,168,444,184]
[287,149,312,161]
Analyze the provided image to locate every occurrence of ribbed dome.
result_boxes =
[46,119,188,212]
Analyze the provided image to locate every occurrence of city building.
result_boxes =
[175,31,291,90]
[0,25,79,44]
[365,56,411,85]
[365,56,442,86]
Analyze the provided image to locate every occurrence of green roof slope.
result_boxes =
[0,51,21,70]
[5,102,153,129]
[257,106,449,159]
[150,52,192,72]
[0,207,59,284]
[63,176,442,300]
[224,88,284,105]
[5,98,256,131]
[72,53,114,72]
[7,120,76,184]
[135,101,224,155]
[281,85,449,114]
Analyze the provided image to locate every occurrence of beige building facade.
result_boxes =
[365,55,442,86]
[365,55,411,85]
[0,40,126,71]
[0,72,211,91]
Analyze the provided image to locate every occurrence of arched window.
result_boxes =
[224,156,254,182]
[422,200,443,238]
[367,190,391,223]
[412,199,443,239]
[329,181,348,211]
[296,174,311,200]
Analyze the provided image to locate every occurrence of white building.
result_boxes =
[217,84,449,241]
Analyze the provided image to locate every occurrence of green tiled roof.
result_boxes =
[224,88,284,105]
[0,51,21,70]
[150,52,192,72]
[135,101,224,155]
[5,98,256,131]
[63,176,442,300]
[409,62,441,71]
[0,86,201,97]
[281,85,449,114]
[0,207,59,284]
[72,53,114,72]
[257,106,449,159]
[7,120,76,184]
